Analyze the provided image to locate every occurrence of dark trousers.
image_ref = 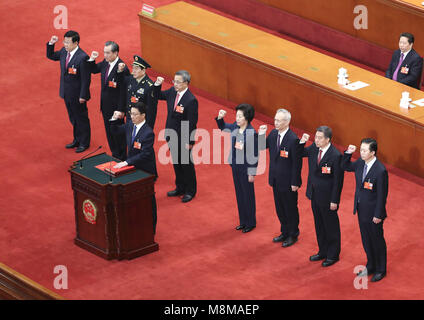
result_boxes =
[311,196,341,259]
[272,185,299,237]
[102,109,126,160]
[64,97,91,147]
[232,166,256,228]
[357,206,387,273]
[169,142,197,196]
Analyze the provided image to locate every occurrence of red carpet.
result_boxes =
[1,0,424,300]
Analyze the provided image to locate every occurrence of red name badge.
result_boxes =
[68,67,77,74]
[364,181,373,190]
[133,141,141,149]
[322,166,331,174]
[235,141,244,150]
[280,150,289,158]
[401,66,409,74]
[175,105,184,113]
[131,96,139,103]
[108,80,117,88]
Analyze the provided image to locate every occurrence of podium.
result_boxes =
[69,153,158,260]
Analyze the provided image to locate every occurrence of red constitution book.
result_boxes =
[95,161,135,176]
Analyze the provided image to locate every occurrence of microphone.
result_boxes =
[78,146,103,169]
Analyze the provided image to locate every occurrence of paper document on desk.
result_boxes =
[412,98,424,107]
[344,81,370,91]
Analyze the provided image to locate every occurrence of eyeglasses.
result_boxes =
[172,80,185,84]
[130,112,141,117]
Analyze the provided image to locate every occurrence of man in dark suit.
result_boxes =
[341,138,388,282]
[110,102,158,233]
[155,71,198,203]
[258,109,302,247]
[116,56,158,130]
[46,30,91,153]
[87,41,127,160]
[298,126,344,267]
[385,32,423,89]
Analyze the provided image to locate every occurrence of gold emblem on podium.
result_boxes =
[82,199,97,224]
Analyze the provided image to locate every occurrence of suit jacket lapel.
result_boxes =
[402,49,414,67]
[67,48,79,69]
[319,144,333,166]
[364,159,377,182]
[178,89,190,108]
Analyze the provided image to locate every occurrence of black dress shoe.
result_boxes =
[75,146,88,153]
[371,272,386,282]
[273,234,287,243]
[242,226,255,233]
[309,254,326,262]
[65,141,79,148]
[235,225,245,230]
[322,258,339,267]
[282,236,298,248]
[357,268,375,276]
[167,189,184,197]
[181,194,193,203]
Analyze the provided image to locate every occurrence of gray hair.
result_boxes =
[276,108,291,121]
[175,70,191,84]
[105,40,119,53]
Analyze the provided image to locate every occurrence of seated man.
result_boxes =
[385,32,423,89]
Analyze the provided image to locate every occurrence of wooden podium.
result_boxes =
[69,153,158,260]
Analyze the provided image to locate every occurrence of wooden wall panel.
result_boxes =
[259,0,424,54]
[138,2,424,177]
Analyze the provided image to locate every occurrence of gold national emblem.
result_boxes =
[82,199,97,224]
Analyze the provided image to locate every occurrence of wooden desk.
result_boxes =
[260,0,424,54]
[139,1,424,177]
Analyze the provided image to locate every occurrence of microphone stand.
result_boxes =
[78,146,102,169]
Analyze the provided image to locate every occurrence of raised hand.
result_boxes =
[90,51,99,60]
[155,76,164,85]
[117,62,126,73]
[300,133,310,144]
[49,35,58,44]
[218,109,227,119]
[258,125,267,135]
[347,144,356,154]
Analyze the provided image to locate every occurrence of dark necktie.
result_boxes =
[104,63,110,84]
[277,133,281,150]
[131,125,137,143]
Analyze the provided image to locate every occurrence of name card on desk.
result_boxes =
[142,4,156,17]
[344,81,370,91]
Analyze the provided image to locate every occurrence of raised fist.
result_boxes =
[258,125,267,135]
[50,35,58,44]
[347,144,356,154]
[300,133,310,143]
[218,109,227,119]
[118,62,126,73]
[155,76,164,85]
[90,51,99,60]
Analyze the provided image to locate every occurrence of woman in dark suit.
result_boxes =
[216,103,259,233]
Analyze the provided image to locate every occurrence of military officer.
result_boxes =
[116,55,158,129]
